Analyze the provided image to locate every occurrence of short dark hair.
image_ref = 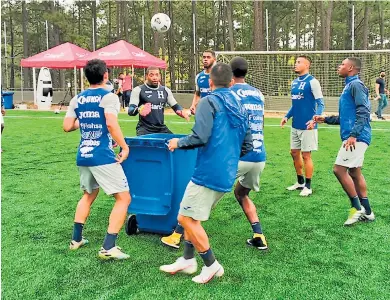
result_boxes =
[297,55,312,64]
[84,59,107,85]
[380,69,385,74]
[203,49,216,58]
[210,62,232,88]
[347,57,362,71]
[230,56,248,78]
[146,66,160,75]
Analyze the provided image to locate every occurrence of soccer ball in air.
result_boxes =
[151,13,171,33]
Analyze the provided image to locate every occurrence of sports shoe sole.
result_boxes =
[192,267,224,284]
[246,239,268,251]
[161,239,180,249]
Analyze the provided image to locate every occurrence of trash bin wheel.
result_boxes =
[125,214,138,235]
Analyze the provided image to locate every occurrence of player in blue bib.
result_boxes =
[314,57,374,226]
[189,50,216,114]
[64,59,131,260]
[281,55,325,197]
[230,56,268,250]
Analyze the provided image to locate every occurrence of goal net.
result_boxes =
[216,50,390,114]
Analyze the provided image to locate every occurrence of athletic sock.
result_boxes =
[103,233,118,250]
[251,222,263,234]
[297,175,305,184]
[199,248,216,267]
[305,178,312,189]
[350,196,361,210]
[72,222,84,243]
[359,197,372,215]
[175,223,184,235]
[183,240,195,259]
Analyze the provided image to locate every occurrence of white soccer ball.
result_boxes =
[151,13,171,33]
[54,109,60,114]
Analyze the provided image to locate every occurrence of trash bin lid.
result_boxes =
[2,91,15,96]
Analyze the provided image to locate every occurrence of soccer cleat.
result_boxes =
[359,211,375,222]
[159,257,198,275]
[98,246,130,260]
[69,237,89,250]
[192,261,224,284]
[299,187,313,197]
[247,233,268,250]
[344,207,365,226]
[161,232,182,249]
[286,182,305,191]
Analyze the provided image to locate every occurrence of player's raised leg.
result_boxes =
[234,181,267,250]
[349,168,375,221]
[333,164,365,226]
[99,189,131,260]
[69,187,99,250]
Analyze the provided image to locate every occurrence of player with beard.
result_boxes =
[189,50,216,115]
[128,66,189,136]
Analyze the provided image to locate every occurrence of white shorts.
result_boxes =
[236,161,266,192]
[78,163,129,195]
[1,114,4,124]
[335,141,368,168]
[179,181,225,221]
[291,128,318,152]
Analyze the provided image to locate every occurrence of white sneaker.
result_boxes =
[98,246,130,260]
[344,207,365,226]
[359,211,375,222]
[160,257,197,275]
[69,237,89,250]
[299,187,312,197]
[287,182,305,191]
[192,261,224,284]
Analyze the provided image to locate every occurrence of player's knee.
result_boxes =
[348,168,359,179]
[177,214,188,226]
[333,165,342,177]
[302,152,311,161]
[290,149,300,158]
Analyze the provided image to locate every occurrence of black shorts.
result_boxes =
[136,125,172,136]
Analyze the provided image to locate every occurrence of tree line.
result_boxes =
[1,0,389,91]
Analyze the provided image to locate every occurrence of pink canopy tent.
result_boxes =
[21,42,91,69]
[20,42,91,103]
[75,40,167,69]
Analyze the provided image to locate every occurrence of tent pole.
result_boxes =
[33,67,37,105]
[131,65,134,88]
[21,66,24,103]
[74,66,77,95]
[80,68,84,91]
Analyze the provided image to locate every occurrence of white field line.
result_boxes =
[5,115,390,131]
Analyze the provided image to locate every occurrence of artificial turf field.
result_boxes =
[1,110,389,299]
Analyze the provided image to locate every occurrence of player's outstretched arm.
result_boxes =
[101,93,129,162]
[171,96,214,151]
[63,96,79,132]
[165,87,190,121]
[128,86,143,116]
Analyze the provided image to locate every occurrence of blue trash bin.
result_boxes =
[2,91,14,109]
[122,133,197,235]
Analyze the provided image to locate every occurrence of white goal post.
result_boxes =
[216,50,390,114]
